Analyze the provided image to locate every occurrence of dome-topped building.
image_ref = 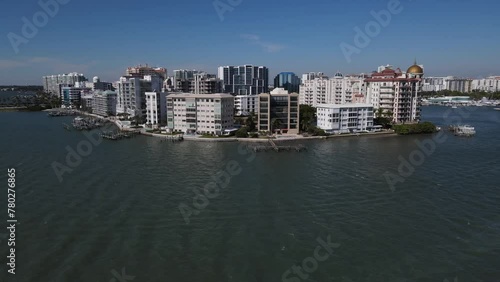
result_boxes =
[407,59,424,78]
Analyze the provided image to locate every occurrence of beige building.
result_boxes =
[365,63,423,124]
[166,93,234,135]
[257,88,300,135]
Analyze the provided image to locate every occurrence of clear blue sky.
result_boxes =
[0,0,499,85]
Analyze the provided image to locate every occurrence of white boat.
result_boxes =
[494,108,500,111]
[452,105,458,109]
[452,125,476,137]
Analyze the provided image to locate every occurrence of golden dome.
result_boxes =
[407,59,423,74]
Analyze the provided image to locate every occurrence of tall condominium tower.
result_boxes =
[217,65,269,95]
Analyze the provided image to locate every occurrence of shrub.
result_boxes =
[235,127,249,138]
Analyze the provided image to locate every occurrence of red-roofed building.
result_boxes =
[365,62,424,123]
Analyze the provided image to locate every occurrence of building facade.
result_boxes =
[444,76,472,93]
[274,72,300,93]
[60,85,92,107]
[218,65,269,95]
[299,73,366,107]
[92,90,117,117]
[42,72,87,96]
[365,63,423,123]
[126,65,167,80]
[145,92,168,127]
[166,93,234,135]
[257,88,299,134]
[116,75,162,117]
[472,76,500,92]
[234,95,258,116]
[316,104,374,134]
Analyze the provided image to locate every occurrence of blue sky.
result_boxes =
[0,0,499,85]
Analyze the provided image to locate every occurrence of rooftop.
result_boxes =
[166,93,234,98]
[317,103,374,109]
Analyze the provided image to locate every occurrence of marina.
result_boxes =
[72,116,108,131]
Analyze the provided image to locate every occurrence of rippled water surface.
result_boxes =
[0,106,499,282]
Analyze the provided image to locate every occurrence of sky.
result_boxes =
[0,0,499,85]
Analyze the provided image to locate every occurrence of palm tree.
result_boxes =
[271,118,282,133]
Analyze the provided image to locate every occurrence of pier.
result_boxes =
[251,139,307,152]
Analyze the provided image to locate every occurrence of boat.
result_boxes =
[494,108,500,111]
[450,125,476,137]
[452,105,458,109]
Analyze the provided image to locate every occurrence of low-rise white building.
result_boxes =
[145,92,168,127]
[234,95,257,116]
[316,104,374,134]
[166,93,234,135]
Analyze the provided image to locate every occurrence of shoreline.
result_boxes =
[147,130,397,143]
[42,109,399,143]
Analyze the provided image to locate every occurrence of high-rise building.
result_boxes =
[234,95,258,116]
[472,76,500,92]
[60,84,92,107]
[365,63,423,123]
[422,77,447,92]
[145,92,168,127]
[126,65,167,80]
[92,90,117,117]
[172,70,221,94]
[166,93,234,135]
[217,65,269,95]
[42,73,87,96]
[299,73,366,107]
[257,88,299,134]
[301,72,325,82]
[274,72,300,93]
[116,75,160,117]
[85,76,114,91]
[443,76,472,93]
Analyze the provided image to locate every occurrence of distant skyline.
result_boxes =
[1,0,499,85]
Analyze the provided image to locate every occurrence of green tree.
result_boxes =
[235,127,248,138]
[271,118,282,133]
[245,113,256,132]
[299,104,316,132]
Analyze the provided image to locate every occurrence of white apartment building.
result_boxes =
[365,64,423,123]
[42,72,87,96]
[444,76,472,93]
[299,73,366,107]
[92,90,117,117]
[166,93,234,135]
[317,104,374,134]
[301,72,325,83]
[116,75,162,117]
[472,76,500,92]
[116,76,142,117]
[422,77,447,92]
[234,95,257,116]
[145,92,168,127]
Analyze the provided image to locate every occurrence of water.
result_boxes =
[0,106,499,282]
